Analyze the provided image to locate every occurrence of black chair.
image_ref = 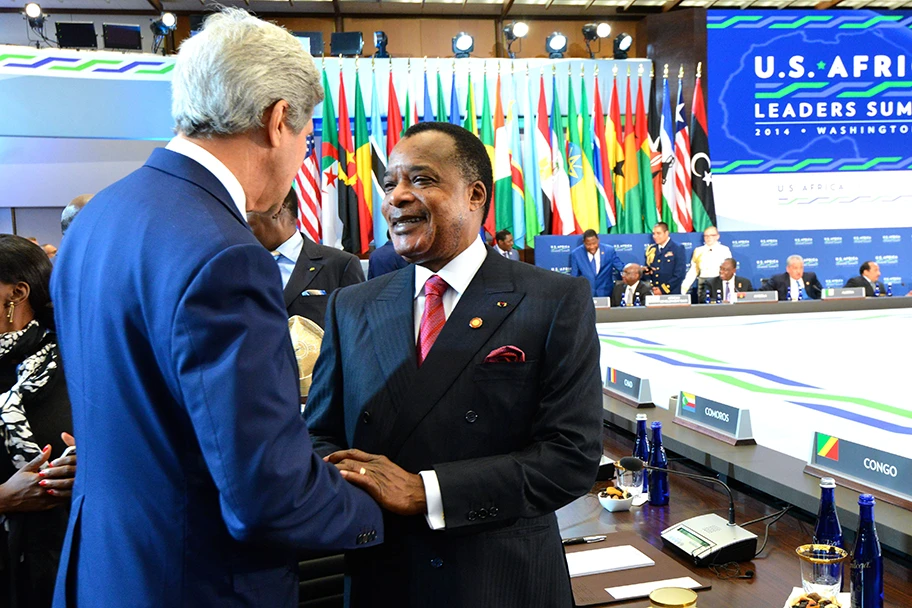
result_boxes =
[299,553,345,608]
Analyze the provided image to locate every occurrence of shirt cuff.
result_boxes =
[419,470,446,530]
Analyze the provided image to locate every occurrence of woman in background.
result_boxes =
[0,234,75,608]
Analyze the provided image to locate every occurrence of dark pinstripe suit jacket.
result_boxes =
[304,247,603,608]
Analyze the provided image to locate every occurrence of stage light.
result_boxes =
[374,30,389,58]
[582,22,611,59]
[503,21,528,59]
[613,32,633,60]
[24,3,45,29]
[452,32,474,59]
[546,32,567,60]
[150,12,176,37]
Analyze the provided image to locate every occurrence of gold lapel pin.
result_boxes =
[496,301,508,308]
[469,317,483,329]
[309,266,316,271]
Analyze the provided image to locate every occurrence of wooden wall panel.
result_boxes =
[644,9,707,113]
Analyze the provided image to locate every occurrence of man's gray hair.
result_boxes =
[786,255,804,267]
[171,8,323,138]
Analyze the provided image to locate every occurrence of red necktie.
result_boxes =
[417,275,450,367]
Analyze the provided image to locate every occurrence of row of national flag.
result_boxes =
[294,62,717,254]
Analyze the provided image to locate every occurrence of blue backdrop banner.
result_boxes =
[535,229,912,291]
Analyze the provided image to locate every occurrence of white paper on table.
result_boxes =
[565,545,654,578]
[605,576,701,600]
[783,587,850,608]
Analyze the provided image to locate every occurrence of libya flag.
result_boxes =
[690,73,717,230]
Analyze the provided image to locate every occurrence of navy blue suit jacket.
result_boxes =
[367,240,409,279]
[569,243,625,297]
[50,149,382,607]
[304,250,603,607]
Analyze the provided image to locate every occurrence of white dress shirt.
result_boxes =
[790,276,806,301]
[272,231,304,289]
[588,250,601,275]
[680,243,733,294]
[412,236,488,530]
[166,137,247,221]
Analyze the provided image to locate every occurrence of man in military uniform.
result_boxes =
[643,222,685,295]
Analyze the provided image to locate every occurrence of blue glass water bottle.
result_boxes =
[632,413,650,496]
[634,293,641,307]
[874,282,880,297]
[705,288,711,304]
[813,477,843,548]
[850,494,883,608]
[787,286,792,301]
[887,284,893,297]
[715,289,722,304]
[619,296,626,308]
[647,422,669,506]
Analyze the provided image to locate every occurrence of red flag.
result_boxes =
[387,73,403,159]
[337,78,363,254]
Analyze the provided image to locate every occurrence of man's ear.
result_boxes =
[264,100,291,148]
[468,181,487,214]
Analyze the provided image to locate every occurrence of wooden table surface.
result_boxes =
[557,426,912,608]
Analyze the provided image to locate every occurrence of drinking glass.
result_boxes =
[796,544,848,598]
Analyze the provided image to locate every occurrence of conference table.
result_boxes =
[558,425,912,607]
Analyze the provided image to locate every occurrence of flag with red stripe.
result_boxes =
[293,134,321,242]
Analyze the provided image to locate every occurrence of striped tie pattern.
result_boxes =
[417,275,449,367]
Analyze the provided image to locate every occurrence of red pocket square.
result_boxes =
[484,345,526,363]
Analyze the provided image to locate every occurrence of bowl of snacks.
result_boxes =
[786,590,844,608]
[598,487,634,512]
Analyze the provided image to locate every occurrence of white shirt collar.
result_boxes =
[414,236,487,299]
[166,137,247,221]
[626,281,639,291]
[275,230,304,264]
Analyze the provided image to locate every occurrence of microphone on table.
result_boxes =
[617,457,737,525]
[616,457,759,566]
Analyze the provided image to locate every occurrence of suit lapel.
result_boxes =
[384,251,525,459]
[364,267,417,426]
[284,237,324,307]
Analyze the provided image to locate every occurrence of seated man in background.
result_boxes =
[643,222,685,295]
[766,255,823,301]
[570,228,625,297]
[493,229,519,260]
[706,258,753,303]
[248,187,364,328]
[368,232,409,279]
[680,226,731,295]
[844,261,885,297]
[611,263,652,307]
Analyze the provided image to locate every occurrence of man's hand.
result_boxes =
[652,286,662,296]
[326,449,427,517]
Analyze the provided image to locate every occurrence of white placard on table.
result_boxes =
[605,576,701,600]
[565,545,654,578]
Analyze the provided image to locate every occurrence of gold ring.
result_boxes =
[359,467,367,476]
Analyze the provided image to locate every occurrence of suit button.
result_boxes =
[369,531,376,541]
[430,558,444,569]
[489,507,498,517]
[465,410,478,423]
[477,508,488,519]
[356,533,365,544]
[361,411,371,424]
[467,510,477,521]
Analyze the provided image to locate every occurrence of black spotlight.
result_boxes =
[613,32,633,60]
[452,32,474,59]
[582,22,610,60]
[25,3,45,29]
[546,32,567,60]
[150,12,176,55]
[374,30,389,58]
[503,21,528,60]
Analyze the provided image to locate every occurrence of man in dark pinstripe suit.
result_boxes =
[305,122,603,608]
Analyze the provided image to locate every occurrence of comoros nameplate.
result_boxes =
[673,391,755,446]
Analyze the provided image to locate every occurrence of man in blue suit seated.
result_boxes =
[305,123,603,607]
[643,222,686,295]
[368,233,409,279]
[569,229,625,297]
[50,9,382,607]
